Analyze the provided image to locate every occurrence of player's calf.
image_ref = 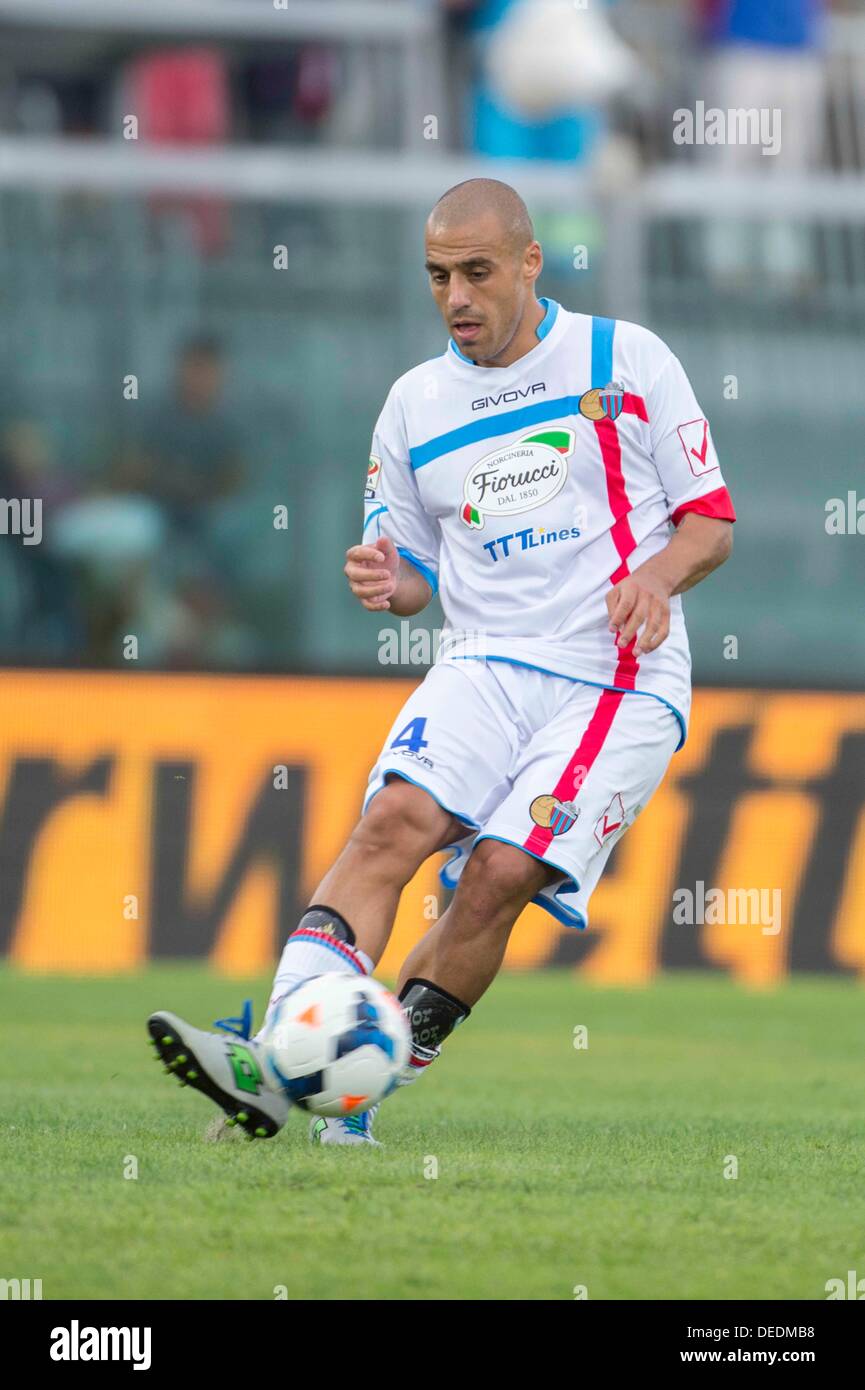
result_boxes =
[395,977,471,1087]
[394,841,555,1086]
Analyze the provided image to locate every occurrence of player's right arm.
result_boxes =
[348,383,441,617]
[344,536,434,615]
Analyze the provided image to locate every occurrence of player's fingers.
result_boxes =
[345,561,392,585]
[607,584,633,631]
[635,599,670,653]
[350,578,394,599]
[617,596,649,647]
[375,535,398,560]
[346,544,386,566]
[361,595,391,611]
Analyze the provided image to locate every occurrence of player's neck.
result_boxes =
[475,298,547,370]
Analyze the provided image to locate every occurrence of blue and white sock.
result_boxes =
[258,905,373,1038]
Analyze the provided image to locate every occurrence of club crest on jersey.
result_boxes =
[364,454,382,500]
[579,381,625,422]
[530,794,580,836]
[461,427,575,529]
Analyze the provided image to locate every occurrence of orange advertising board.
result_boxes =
[1,671,863,984]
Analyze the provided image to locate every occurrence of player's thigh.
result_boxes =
[363,660,518,834]
[476,684,680,896]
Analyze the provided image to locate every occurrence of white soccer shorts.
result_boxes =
[362,658,682,928]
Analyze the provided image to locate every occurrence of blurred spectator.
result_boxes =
[451,0,636,159]
[452,1,639,272]
[696,0,828,287]
[115,334,242,556]
[242,47,339,141]
[126,49,231,256]
[103,335,253,667]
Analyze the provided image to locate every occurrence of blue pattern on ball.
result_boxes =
[335,998,396,1062]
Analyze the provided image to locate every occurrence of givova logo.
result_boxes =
[50,1321,152,1370]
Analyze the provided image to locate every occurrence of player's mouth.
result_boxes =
[452,320,483,344]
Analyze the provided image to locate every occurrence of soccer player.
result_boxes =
[148,179,735,1145]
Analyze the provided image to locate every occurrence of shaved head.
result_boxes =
[424,179,543,368]
[428,178,534,256]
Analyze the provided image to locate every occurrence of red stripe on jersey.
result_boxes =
[594,417,640,689]
[671,485,737,528]
[622,392,648,422]
[523,687,625,858]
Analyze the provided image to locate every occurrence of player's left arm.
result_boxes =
[607,342,736,656]
[607,514,733,654]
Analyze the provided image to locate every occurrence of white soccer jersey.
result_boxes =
[362,299,736,745]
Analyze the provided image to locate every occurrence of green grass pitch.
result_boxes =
[2,965,864,1301]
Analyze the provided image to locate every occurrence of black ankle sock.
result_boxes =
[399,978,471,1050]
[296,904,356,946]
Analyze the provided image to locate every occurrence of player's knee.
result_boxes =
[351,776,451,869]
[462,838,552,912]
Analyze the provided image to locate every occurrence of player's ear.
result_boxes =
[523,239,543,285]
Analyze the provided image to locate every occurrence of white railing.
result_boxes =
[0,0,432,40]
[0,0,446,150]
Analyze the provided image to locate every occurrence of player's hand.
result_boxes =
[344,536,400,611]
[606,572,672,655]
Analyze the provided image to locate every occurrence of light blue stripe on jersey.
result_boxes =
[397,546,439,596]
[536,297,560,340]
[362,504,388,537]
[590,314,615,388]
[411,308,618,470]
[410,394,585,470]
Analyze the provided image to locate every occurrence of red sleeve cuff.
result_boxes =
[671,485,736,528]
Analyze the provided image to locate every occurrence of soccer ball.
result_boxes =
[263,974,410,1117]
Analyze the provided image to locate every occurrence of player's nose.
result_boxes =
[446,276,472,313]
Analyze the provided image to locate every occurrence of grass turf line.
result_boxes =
[1,965,863,1300]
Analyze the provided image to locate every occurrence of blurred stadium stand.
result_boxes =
[0,0,862,683]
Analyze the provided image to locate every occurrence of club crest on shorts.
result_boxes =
[579,382,625,422]
[530,794,580,836]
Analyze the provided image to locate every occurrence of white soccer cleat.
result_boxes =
[147,1001,290,1141]
[309,1106,381,1147]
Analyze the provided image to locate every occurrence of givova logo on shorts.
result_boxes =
[461,427,575,529]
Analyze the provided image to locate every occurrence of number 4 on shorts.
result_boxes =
[391,717,428,754]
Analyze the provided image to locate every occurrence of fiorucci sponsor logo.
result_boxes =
[461,427,575,529]
[49,1321,152,1371]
